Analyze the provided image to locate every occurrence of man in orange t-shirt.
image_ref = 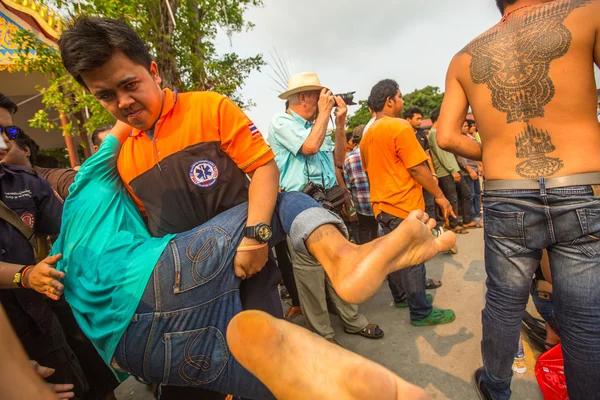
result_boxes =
[361,79,456,327]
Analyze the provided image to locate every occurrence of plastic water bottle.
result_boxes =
[512,337,527,374]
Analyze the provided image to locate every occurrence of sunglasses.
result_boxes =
[0,125,25,140]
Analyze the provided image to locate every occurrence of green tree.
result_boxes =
[402,86,444,118]
[346,100,372,130]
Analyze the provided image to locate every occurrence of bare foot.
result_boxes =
[309,210,456,304]
[227,310,431,400]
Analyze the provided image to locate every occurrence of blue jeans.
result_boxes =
[481,183,600,400]
[467,177,482,220]
[377,212,432,321]
[112,192,344,399]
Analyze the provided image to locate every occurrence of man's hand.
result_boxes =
[318,88,335,115]
[30,361,75,399]
[452,172,461,183]
[24,254,65,301]
[433,175,439,185]
[233,239,269,280]
[469,170,478,180]
[435,196,456,220]
[333,95,348,125]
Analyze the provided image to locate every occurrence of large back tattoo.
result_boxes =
[458,0,594,178]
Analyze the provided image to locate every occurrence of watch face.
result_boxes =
[257,224,272,241]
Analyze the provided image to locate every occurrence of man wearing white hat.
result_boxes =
[268,72,384,343]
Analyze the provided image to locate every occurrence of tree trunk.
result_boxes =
[59,111,81,168]
[155,0,182,90]
[74,110,92,159]
[189,0,208,90]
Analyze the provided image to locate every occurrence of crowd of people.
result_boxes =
[0,0,599,399]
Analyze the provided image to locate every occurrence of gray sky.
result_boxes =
[214,0,600,135]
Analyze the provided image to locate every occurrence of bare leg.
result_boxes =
[227,310,431,400]
[306,210,456,304]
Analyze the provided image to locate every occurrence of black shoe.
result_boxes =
[474,367,494,400]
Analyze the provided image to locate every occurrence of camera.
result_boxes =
[333,91,357,106]
[301,181,334,211]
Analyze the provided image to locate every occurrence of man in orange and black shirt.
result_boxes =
[59,17,282,400]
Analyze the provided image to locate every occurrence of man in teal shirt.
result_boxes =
[268,72,383,343]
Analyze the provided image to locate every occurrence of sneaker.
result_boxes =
[395,293,433,308]
[474,367,494,400]
[411,309,456,326]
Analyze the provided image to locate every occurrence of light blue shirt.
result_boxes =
[268,110,337,191]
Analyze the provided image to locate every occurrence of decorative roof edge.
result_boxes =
[0,0,64,40]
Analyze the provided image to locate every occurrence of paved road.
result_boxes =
[115,229,544,399]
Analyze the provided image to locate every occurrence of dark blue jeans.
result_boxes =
[467,177,482,220]
[377,211,432,321]
[481,183,600,400]
[112,192,344,399]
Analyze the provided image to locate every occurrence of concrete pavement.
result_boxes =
[115,229,544,399]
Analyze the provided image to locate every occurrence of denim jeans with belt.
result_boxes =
[377,211,432,321]
[481,183,600,400]
[112,192,344,399]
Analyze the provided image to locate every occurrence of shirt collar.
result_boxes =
[131,88,178,137]
[287,109,314,129]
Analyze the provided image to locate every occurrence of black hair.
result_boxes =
[59,17,153,87]
[0,92,18,115]
[91,125,112,146]
[14,132,39,166]
[403,107,423,120]
[346,131,354,142]
[496,0,518,14]
[430,108,440,124]
[368,79,400,113]
[36,154,60,168]
[352,124,366,144]
[466,119,476,129]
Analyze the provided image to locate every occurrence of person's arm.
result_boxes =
[425,150,438,184]
[0,255,64,300]
[332,96,348,168]
[408,163,455,219]
[0,306,74,400]
[437,59,482,160]
[246,160,279,231]
[301,88,335,155]
[110,120,133,144]
[394,126,454,218]
[216,96,280,279]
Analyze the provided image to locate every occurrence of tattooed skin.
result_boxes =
[459,0,593,177]
[459,0,592,123]
[514,125,564,178]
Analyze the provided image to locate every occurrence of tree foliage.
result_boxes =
[346,86,445,130]
[13,0,265,155]
[346,100,372,130]
[402,86,444,118]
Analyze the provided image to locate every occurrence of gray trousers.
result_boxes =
[286,237,368,339]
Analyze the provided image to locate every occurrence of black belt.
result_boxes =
[484,172,600,191]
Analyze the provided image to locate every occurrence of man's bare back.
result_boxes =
[438,0,600,180]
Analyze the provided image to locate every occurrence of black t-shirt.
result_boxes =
[416,129,429,152]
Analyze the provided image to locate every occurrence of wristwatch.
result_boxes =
[13,265,28,288]
[244,223,273,244]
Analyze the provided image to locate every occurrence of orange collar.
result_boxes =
[131,88,178,137]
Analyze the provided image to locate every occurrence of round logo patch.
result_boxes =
[189,160,219,187]
[20,212,35,228]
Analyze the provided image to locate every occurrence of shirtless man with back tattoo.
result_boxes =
[437,1,600,399]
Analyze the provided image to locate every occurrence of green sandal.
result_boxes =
[411,309,456,326]
[395,293,433,308]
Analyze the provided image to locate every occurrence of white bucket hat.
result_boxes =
[278,72,326,100]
